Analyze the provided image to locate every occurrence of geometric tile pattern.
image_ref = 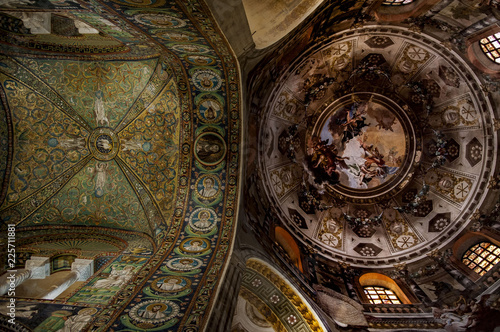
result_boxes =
[428,213,451,232]
[466,137,483,167]
[353,243,383,257]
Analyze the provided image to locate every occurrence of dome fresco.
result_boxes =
[256,26,495,266]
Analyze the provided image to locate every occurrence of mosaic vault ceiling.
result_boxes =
[0,0,240,331]
[255,26,496,267]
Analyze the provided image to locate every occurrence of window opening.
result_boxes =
[462,242,500,276]
[382,0,414,5]
[480,33,500,64]
[363,286,401,304]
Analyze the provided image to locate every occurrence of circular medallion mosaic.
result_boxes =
[134,13,186,28]
[89,128,120,161]
[179,237,210,254]
[188,207,218,232]
[156,31,198,42]
[151,276,191,293]
[184,55,216,66]
[192,70,222,91]
[194,174,221,200]
[197,99,222,123]
[194,132,226,165]
[129,300,179,324]
[165,257,202,271]
[171,44,209,54]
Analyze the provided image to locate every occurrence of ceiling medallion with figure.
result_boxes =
[307,92,418,202]
[89,127,120,161]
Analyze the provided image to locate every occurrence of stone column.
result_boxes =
[41,271,80,300]
[41,259,93,300]
[0,269,31,296]
[71,259,94,281]
[25,256,50,279]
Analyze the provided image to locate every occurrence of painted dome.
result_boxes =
[257,26,496,267]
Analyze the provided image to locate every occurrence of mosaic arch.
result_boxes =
[239,258,328,332]
[257,25,496,267]
[0,0,241,331]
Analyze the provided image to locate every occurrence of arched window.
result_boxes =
[462,242,500,276]
[358,273,413,304]
[382,0,414,5]
[363,286,402,304]
[479,33,500,64]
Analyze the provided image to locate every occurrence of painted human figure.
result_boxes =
[94,91,109,127]
[93,266,134,289]
[338,102,370,144]
[172,259,195,270]
[56,308,96,332]
[121,138,148,152]
[139,304,167,319]
[196,140,221,159]
[58,137,86,150]
[158,278,183,291]
[94,162,108,198]
[204,106,216,120]
[193,211,211,228]
[199,177,217,197]
[310,136,349,177]
[184,240,204,252]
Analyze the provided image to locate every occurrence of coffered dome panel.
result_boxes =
[257,26,496,267]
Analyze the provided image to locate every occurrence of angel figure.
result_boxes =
[343,212,383,229]
[308,136,349,177]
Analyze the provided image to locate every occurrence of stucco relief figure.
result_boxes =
[94,91,109,127]
[56,308,97,332]
[93,266,135,289]
[431,297,491,332]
